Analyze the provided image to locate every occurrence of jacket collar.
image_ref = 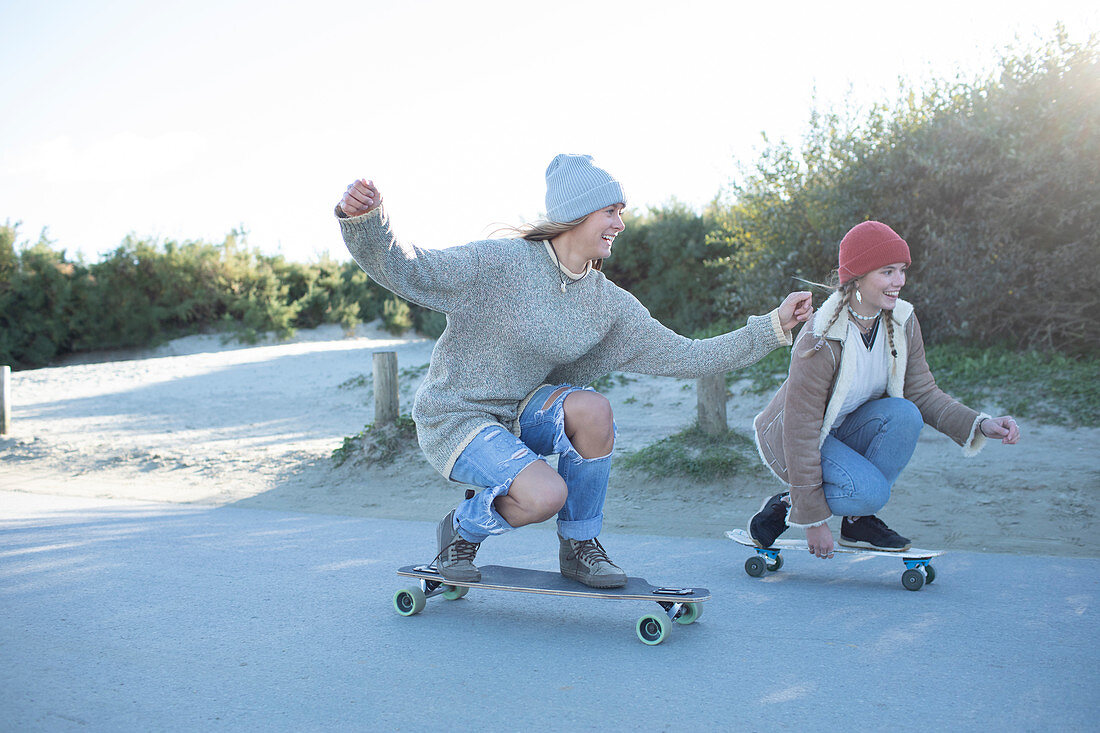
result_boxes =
[814,290,913,341]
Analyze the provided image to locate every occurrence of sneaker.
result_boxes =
[839,515,911,551]
[748,492,790,548]
[559,535,627,589]
[435,508,481,582]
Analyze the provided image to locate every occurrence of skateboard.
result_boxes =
[725,528,944,591]
[394,564,710,645]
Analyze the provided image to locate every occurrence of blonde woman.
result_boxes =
[336,154,813,586]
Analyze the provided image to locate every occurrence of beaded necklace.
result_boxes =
[858,316,880,351]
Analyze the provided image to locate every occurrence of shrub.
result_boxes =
[712,29,1100,352]
[0,226,400,368]
[413,307,447,339]
[332,414,418,467]
[601,202,727,336]
[381,296,413,335]
[0,230,76,368]
[620,422,761,482]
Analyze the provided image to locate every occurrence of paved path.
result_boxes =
[1,491,1097,731]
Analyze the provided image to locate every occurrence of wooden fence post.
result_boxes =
[697,372,728,435]
[1,366,10,436]
[373,352,399,426]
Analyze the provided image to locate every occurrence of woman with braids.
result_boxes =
[747,221,1021,559]
[336,154,814,587]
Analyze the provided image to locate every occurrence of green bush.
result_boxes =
[0,224,410,369]
[601,201,727,335]
[711,29,1100,352]
[381,296,413,335]
[413,307,447,339]
[332,414,418,467]
[620,422,761,482]
[0,228,76,368]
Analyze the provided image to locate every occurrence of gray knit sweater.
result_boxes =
[337,206,791,479]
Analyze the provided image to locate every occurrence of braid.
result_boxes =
[800,281,854,358]
[883,309,898,358]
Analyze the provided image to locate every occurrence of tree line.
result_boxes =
[2,30,1096,370]
[0,227,444,369]
[604,29,1098,353]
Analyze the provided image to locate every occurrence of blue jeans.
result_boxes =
[820,397,923,517]
[449,384,615,544]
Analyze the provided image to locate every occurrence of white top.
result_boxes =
[833,319,889,428]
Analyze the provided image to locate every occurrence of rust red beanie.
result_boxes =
[837,221,911,283]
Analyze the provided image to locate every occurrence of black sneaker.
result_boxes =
[839,515,911,551]
[435,508,481,582]
[748,492,790,548]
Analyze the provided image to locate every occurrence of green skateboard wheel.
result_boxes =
[393,587,427,615]
[442,585,469,600]
[636,613,671,645]
[675,602,702,625]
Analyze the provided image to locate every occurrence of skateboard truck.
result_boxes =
[902,558,936,589]
[404,565,468,602]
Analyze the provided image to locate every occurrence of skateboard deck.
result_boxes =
[394,564,709,645]
[725,528,944,591]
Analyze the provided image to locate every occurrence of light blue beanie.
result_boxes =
[544,154,626,223]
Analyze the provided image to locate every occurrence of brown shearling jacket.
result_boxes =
[753,291,989,527]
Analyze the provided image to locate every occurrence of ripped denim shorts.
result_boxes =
[449,383,614,543]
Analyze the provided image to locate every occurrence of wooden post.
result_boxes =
[373,352,399,426]
[1,365,10,436]
[697,372,728,435]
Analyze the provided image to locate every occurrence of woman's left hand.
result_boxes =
[777,291,814,332]
[980,416,1021,444]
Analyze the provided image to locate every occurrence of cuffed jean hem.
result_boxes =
[544,405,614,541]
[553,442,612,541]
[557,516,604,540]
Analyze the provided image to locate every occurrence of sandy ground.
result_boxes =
[2,322,1097,557]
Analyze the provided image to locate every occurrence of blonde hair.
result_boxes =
[492,214,606,271]
[802,275,897,359]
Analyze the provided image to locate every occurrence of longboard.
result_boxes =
[725,528,944,591]
[394,564,710,645]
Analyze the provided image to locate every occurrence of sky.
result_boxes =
[1,0,1097,263]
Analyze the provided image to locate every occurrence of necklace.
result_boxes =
[848,305,881,322]
[547,240,568,293]
[859,316,880,350]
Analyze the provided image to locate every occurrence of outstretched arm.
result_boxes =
[548,291,789,388]
[902,315,1019,453]
[334,177,480,313]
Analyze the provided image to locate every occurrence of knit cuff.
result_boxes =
[334,204,382,222]
[769,309,793,346]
